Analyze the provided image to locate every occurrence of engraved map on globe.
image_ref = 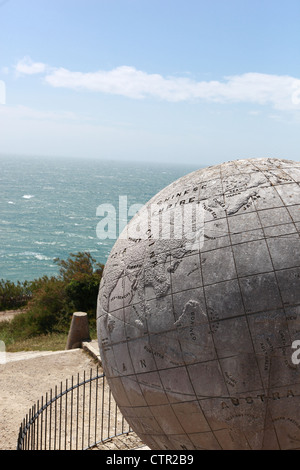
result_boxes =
[97,157,300,450]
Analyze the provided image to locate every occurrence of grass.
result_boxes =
[5,332,70,352]
[0,316,97,352]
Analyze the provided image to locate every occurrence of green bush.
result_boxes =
[0,252,104,343]
[65,274,101,315]
[0,279,32,310]
[55,251,104,283]
[25,277,69,335]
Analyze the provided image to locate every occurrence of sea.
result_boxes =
[0,155,200,283]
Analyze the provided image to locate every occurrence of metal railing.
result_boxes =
[17,367,132,450]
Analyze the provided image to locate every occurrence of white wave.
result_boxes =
[22,194,35,199]
[35,254,52,261]
[21,251,52,261]
[8,201,15,205]
[34,241,57,245]
[67,233,87,238]
[22,251,36,256]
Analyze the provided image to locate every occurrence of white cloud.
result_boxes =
[15,56,48,75]
[44,67,300,111]
[14,57,300,111]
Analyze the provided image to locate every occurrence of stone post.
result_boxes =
[66,312,90,350]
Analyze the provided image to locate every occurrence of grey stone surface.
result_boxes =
[97,158,300,450]
[66,312,90,349]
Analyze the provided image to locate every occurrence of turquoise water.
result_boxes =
[0,155,199,282]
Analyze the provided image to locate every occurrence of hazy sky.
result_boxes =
[0,0,300,166]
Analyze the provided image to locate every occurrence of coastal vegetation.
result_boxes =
[0,279,32,311]
[0,252,104,351]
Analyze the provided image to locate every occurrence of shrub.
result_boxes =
[25,277,70,335]
[0,252,104,343]
[54,252,104,283]
[55,252,104,326]
[65,273,101,316]
[0,279,32,311]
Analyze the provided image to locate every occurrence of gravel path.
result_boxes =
[0,348,97,450]
[0,347,148,451]
[0,309,25,323]
[0,310,148,451]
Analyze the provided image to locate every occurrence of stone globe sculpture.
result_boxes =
[97,158,300,450]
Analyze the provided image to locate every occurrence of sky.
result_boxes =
[0,0,300,166]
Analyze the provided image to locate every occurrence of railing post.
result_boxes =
[16,369,132,451]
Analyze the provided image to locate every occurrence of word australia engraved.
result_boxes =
[97,157,300,450]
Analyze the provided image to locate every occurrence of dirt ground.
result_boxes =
[0,309,147,451]
[0,348,97,450]
[0,309,24,323]
[0,347,148,451]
